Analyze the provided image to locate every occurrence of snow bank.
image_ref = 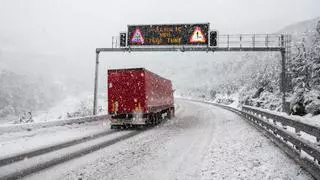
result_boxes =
[0,114,109,134]
[178,96,319,128]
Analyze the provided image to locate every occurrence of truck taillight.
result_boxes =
[115,102,118,112]
[134,102,142,112]
[112,101,118,112]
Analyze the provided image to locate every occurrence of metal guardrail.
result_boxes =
[242,106,320,142]
[0,115,109,134]
[216,103,320,179]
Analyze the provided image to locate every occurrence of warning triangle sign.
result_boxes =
[189,26,206,43]
[131,28,144,44]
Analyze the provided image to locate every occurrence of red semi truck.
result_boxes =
[108,68,174,128]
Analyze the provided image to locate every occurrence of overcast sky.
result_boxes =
[1,0,320,56]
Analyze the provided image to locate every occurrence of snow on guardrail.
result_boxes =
[242,105,320,127]
[242,105,320,143]
[0,115,109,134]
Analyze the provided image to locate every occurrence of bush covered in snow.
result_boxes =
[65,100,93,118]
[64,96,106,119]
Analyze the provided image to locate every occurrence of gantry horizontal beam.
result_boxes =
[96,47,285,53]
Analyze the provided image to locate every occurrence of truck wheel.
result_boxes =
[152,113,159,125]
[111,125,125,130]
[157,112,162,124]
[137,125,144,129]
[172,107,175,117]
[149,114,154,125]
[110,125,118,129]
[167,109,172,119]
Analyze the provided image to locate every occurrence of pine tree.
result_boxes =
[310,20,320,91]
[289,20,320,115]
[289,37,310,115]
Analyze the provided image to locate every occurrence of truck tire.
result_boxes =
[111,125,125,130]
[153,114,156,125]
[167,107,175,119]
[147,114,155,126]
[110,125,118,129]
[167,109,172,119]
[172,107,175,117]
[157,112,161,124]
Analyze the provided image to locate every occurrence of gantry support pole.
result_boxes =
[280,35,287,113]
[93,49,100,115]
[281,49,286,113]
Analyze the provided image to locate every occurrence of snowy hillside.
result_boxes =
[0,70,66,123]
[239,17,320,116]
[172,17,320,117]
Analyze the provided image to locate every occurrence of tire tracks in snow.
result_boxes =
[0,129,117,167]
[0,129,145,180]
[57,100,216,180]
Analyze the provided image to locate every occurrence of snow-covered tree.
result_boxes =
[289,20,320,115]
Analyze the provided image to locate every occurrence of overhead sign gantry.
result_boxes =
[93,23,292,115]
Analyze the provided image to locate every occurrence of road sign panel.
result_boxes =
[131,28,144,44]
[127,23,209,46]
[190,26,206,43]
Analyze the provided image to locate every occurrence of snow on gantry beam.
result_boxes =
[96,47,285,53]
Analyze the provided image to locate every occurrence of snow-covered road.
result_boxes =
[20,99,312,180]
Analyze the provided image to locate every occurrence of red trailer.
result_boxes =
[108,68,174,128]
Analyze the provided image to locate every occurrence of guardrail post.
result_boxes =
[253,34,255,48]
[294,145,301,152]
[273,129,278,135]
[283,137,287,142]
[295,128,301,136]
[227,35,230,48]
[282,123,287,130]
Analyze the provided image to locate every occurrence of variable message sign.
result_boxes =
[127,23,209,46]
